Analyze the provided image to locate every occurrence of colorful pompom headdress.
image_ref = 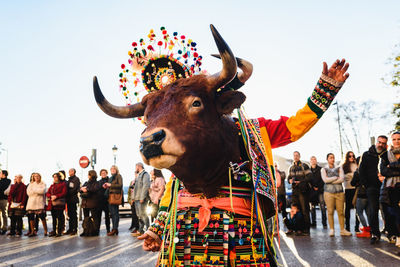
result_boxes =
[119,27,204,105]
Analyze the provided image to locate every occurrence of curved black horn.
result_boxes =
[212,54,253,84]
[207,25,237,90]
[93,76,145,119]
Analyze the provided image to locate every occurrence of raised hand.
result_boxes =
[322,59,350,83]
[137,233,161,252]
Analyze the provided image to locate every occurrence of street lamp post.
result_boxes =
[112,145,118,165]
[333,101,344,159]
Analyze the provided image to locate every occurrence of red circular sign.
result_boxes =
[79,156,90,168]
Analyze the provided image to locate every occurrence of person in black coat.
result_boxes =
[65,168,80,235]
[80,170,101,236]
[309,156,327,228]
[98,169,111,233]
[359,135,388,244]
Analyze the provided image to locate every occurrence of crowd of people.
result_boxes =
[0,162,165,239]
[1,134,399,251]
[277,132,400,249]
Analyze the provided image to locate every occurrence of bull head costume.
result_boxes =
[93,25,349,266]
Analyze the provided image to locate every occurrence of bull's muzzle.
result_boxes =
[140,130,166,160]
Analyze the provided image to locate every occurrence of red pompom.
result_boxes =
[132,42,137,47]
[121,64,125,69]
[157,41,163,46]
[193,52,198,58]
[162,30,167,35]
[181,35,185,39]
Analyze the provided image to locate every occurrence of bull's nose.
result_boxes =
[140,130,166,160]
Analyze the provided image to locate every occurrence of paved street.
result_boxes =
[0,211,399,266]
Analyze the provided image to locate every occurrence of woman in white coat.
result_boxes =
[26,173,48,236]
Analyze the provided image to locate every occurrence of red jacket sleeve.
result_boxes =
[46,185,52,198]
[258,116,292,148]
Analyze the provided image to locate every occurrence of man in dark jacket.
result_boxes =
[0,170,11,235]
[309,156,327,228]
[359,135,388,244]
[288,151,312,235]
[65,168,80,235]
[98,169,111,233]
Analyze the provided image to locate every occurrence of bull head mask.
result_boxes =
[93,25,238,119]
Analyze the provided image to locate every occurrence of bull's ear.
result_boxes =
[216,91,246,115]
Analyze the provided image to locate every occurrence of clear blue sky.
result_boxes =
[1,0,399,185]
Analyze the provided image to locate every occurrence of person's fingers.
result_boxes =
[330,59,340,70]
[342,62,349,73]
[344,73,350,80]
[337,58,345,70]
[322,62,328,75]
[137,233,148,240]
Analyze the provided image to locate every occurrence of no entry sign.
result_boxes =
[79,156,90,168]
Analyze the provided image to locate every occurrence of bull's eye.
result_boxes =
[192,100,201,107]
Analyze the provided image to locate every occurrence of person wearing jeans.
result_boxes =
[132,163,150,236]
[321,153,352,237]
[342,151,360,233]
[350,163,370,237]
[104,165,123,236]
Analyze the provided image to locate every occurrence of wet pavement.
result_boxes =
[0,211,399,266]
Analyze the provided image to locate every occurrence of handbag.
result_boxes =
[52,198,66,207]
[108,193,122,205]
[10,202,21,209]
[51,186,66,207]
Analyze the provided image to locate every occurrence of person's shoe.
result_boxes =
[28,231,37,237]
[355,228,361,234]
[15,232,21,237]
[329,229,335,237]
[55,233,62,237]
[310,223,316,228]
[0,230,6,235]
[295,231,303,236]
[388,235,396,243]
[299,231,310,236]
[107,229,117,236]
[370,235,380,244]
[356,228,371,238]
[48,231,56,237]
[6,231,15,236]
[365,226,371,232]
[396,237,400,247]
[70,231,77,236]
[340,229,352,236]
[323,225,328,229]
[63,229,72,235]
[24,231,31,236]
[44,232,48,237]
[80,232,86,237]
[285,230,294,235]
[131,231,141,237]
